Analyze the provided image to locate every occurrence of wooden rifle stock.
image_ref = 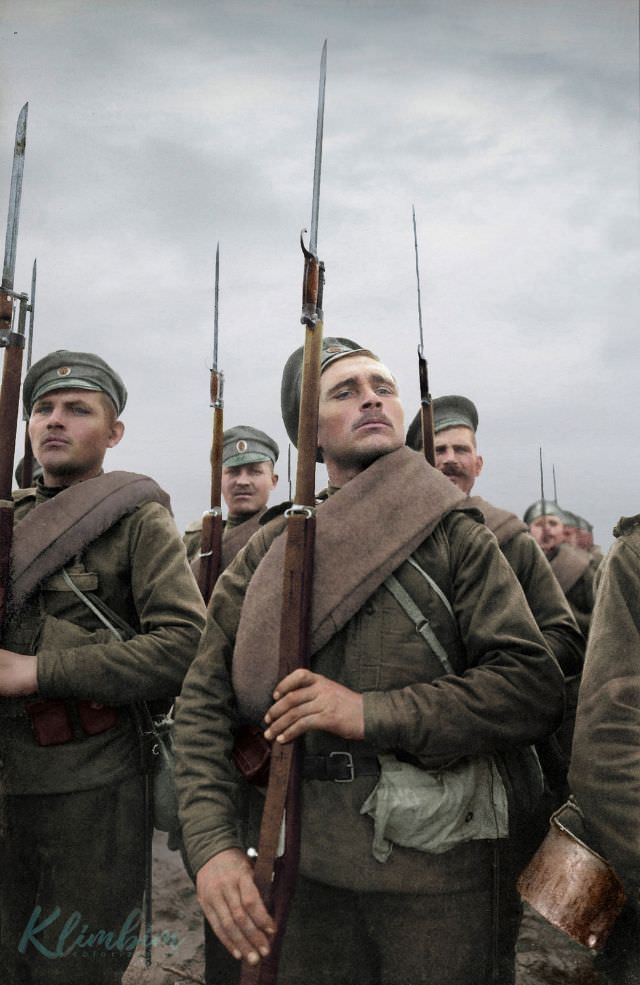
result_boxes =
[0,297,26,635]
[239,257,323,985]
[418,351,435,467]
[197,366,224,604]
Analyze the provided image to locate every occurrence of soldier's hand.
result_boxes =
[196,848,275,965]
[264,668,365,743]
[0,649,38,696]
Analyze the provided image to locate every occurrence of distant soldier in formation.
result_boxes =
[524,499,596,636]
[184,425,279,571]
[569,513,640,984]
[176,337,564,985]
[0,350,206,985]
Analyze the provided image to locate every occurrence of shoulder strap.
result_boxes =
[383,573,455,675]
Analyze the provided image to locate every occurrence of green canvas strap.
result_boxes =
[384,572,455,676]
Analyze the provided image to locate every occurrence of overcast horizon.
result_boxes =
[1,0,638,549]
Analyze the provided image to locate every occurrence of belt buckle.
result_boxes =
[329,750,354,782]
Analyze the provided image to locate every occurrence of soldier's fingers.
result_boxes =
[265,684,316,726]
[207,881,273,964]
[267,702,324,741]
[272,667,318,699]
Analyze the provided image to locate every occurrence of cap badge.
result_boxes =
[236,440,248,453]
[326,344,345,353]
[57,366,71,377]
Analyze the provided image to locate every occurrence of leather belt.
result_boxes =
[302,751,379,783]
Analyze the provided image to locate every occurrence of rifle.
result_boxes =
[196,243,224,605]
[0,103,29,634]
[240,40,327,985]
[411,205,435,465]
[18,257,37,488]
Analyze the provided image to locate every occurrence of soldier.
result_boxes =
[569,513,640,983]
[407,396,584,794]
[0,350,206,985]
[524,499,596,636]
[184,425,278,985]
[175,338,564,985]
[184,426,279,568]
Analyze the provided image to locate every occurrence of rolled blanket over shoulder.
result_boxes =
[233,446,465,721]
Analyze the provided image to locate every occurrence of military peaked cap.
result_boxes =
[23,350,127,415]
[281,336,378,458]
[406,394,478,450]
[223,426,279,468]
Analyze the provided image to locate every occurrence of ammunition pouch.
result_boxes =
[24,698,119,746]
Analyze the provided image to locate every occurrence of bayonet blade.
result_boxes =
[412,205,425,355]
[213,242,220,370]
[308,41,327,258]
[3,103,28,292]
[539,447,545,502]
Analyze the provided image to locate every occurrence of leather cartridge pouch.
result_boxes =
[232,724,271,787]
[24,699,74,746]
[76,700,118,736]
[25,698,118,745]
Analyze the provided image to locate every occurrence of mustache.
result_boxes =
[352,412,393,430]
[441,463,466,477]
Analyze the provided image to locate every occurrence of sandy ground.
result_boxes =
[122,832,612,985]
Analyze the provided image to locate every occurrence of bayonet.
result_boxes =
[2,103,28,295]
[539,447,546,503]
[412,205,435,465]
[552,464,558,504]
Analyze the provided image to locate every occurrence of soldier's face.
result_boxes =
[434,426,483,495]
[29,388,124,487]
[222,461,277,517]
[529,514,565,556]
[563,525,579,547]
[317,355,405,483]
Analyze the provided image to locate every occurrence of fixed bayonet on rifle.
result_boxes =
[0,103,29,633]
[197,243,224,605]
[241,41,327,985]
[552,464,558,504]
[539,446,546,503]
[412,205,435,465]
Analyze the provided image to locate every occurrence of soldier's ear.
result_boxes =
[107,420,125,448]
[474,454,484,478]
[271,472,279,488]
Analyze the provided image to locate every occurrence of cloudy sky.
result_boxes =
[1,0,638,549]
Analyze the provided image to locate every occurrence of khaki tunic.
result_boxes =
[569,514,640,895]
[1,480,206,795]
[176,505,564,894]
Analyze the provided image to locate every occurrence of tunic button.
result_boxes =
[364,603,375,615]
[465,811,474,823]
